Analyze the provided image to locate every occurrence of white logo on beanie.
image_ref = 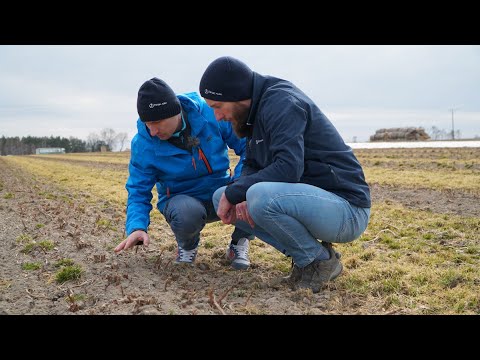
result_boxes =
[205,89,223,96]
[149,102,167,108]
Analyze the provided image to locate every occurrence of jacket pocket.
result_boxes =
[303,161,339,188]
[327,164,340,184]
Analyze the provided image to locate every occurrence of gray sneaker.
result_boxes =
[175,245,198,265]
[226,238,250,270]
[296,243,343,293]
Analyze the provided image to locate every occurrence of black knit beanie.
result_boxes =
[199,56,253,102]
[137,78,181,122]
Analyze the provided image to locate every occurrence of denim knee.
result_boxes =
[212,186,227,212]
[164,196,207,236]
[246,183,274,221]
[336,207,371,243]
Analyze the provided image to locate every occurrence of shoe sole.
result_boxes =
[230,259,250,270]
[174,261,195,266]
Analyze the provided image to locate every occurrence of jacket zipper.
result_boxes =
[198,147,213,174]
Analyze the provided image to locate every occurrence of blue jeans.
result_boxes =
[213,183,370,267]
[162,194,253,251]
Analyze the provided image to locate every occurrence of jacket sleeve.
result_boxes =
[125,141,156,235]
[225,92,307,204]
[218,120,246,180]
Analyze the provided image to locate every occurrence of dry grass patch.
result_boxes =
[4,156,129,206]
[33,151,130,164]
[335,201,480,314]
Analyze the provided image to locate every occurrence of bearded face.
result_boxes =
[204,99,252,138]
[229,102,251,138]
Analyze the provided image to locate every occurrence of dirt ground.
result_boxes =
[0,157,478,315]
[370,183,480,218]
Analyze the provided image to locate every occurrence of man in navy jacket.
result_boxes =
[114,78,253,270]
[200,57,371,293]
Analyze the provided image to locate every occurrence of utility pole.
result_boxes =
[448,106,462,140]
[451,108,455,140]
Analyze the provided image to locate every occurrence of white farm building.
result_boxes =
[35,147,66,155]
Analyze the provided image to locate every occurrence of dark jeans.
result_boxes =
[162,194,253,250]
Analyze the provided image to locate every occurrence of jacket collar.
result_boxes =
[245,73,285,127]
[245,72,265,126]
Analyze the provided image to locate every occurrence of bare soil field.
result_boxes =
[1,148,479,315]
[371,184,480,218]
[0,157,342,314]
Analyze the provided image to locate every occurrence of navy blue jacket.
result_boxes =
[224,73,371,208]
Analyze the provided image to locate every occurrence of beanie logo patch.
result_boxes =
[149,102,167,108]
[204,89,223,96]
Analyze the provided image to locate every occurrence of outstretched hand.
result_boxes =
[114,230,149,253]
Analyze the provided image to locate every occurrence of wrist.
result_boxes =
[129,228,146,236]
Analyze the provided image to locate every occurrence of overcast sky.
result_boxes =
[1,45,479,145]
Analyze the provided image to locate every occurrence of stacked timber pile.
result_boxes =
[370,127,430,141]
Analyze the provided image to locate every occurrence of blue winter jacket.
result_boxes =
[125,92,246,235]
[224,74,371,209]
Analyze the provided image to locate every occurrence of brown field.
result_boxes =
[0,147,479,315]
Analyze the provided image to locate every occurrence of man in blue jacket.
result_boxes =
[114,77,253,270]
[200,57,371,293]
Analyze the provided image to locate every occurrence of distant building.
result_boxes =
[370,127,430,142]
[35,147,66,154]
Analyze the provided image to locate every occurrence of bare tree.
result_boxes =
[115,132,129,152]
[86,133,101,152]
[428,126,449,140]
[100,128,117,151]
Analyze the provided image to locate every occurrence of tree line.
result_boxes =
[0,128,129,156]
[428,126,462,141]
